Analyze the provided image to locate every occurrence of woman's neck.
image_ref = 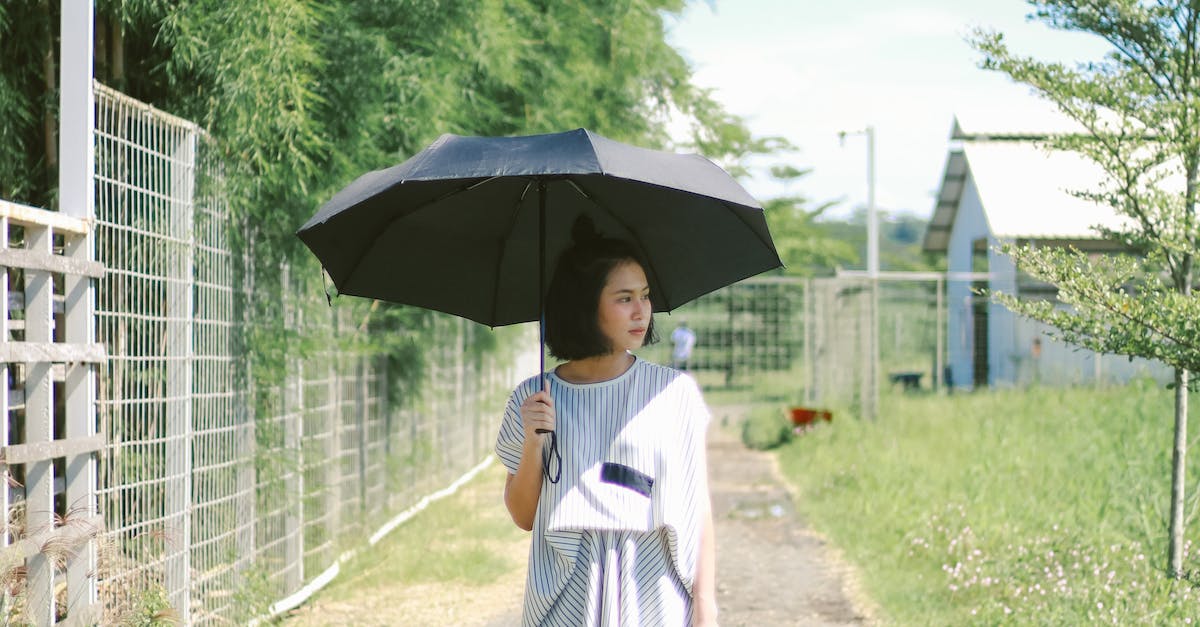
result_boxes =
[556,351,635,384]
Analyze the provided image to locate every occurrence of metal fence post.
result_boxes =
[357,354,367,519]
[808,282,817,403]
[328,309,341,540]
[282,267,304,594]
[164,123,196,620]
[936,276,944,393]
[869,277,880,420]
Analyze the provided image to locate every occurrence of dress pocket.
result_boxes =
[599,462,655,497]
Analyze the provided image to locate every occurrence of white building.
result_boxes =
[922,117,1169,389]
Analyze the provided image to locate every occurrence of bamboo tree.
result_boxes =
[971,0,1200,577]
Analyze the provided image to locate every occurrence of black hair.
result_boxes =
[544,216,658,361]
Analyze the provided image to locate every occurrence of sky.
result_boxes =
[664,0,1113,219]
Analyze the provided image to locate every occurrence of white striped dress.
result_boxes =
[495,356,711,626]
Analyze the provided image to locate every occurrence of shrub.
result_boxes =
[740,406,793,450]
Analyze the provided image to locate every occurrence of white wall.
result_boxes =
[946,174,989,390]
[943,154,1175,390]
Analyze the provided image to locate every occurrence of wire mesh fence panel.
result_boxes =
[94,84,207,621]
[78,80,627,624]
[299,344,338,583]
[806,278,870,411]
[362,356,388,528]
[640,278,806,394]
[190,133,257,626]
[633,274,950,418]
[877,279,942,394]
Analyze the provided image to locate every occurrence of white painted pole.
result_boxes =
[60,2,98,624]
[866,125,878,278]
[60,0,95,222]
[839,126,881,419]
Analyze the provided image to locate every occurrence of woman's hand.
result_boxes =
[504,381,555,531]
[519,384,555,444]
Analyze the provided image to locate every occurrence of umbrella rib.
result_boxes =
[719,198,783,267]
[489,179,536,325]
[334,177,499,290]
[565,179,672,309]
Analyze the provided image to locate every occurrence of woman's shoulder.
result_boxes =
[635,359,702,395]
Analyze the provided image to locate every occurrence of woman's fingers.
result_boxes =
[521,391,555,434]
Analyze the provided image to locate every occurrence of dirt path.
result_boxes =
[283,405,876,626]
[705,406,875,626]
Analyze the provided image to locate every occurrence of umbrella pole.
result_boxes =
[538,179,547,388]
[536,179,560,484]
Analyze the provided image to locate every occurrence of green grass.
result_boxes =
[777,379,1200,624]
[317,464,524,595]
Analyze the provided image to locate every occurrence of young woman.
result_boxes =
[495,217,718,626]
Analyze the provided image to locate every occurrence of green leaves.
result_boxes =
[994,243,1200,374]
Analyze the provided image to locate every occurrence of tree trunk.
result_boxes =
[1169,367,1189,578]
[1171,140,1197,578]
[111,19,125,89]
[39,0,57,190]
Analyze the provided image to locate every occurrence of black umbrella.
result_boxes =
[297,128,781,379]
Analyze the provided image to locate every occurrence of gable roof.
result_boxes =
[923,126,1128,254]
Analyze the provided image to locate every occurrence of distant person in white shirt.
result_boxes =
[671,321,697,371]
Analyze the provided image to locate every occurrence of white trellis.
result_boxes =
[0,3,106,625]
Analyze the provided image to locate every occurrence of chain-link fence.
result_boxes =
[89,83,531,624]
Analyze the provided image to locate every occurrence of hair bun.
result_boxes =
[570,214,602,246]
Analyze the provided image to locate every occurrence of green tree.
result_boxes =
[972,0,1200,577]
[762,164,857,275]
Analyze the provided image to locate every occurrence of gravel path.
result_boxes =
[283,405,876,626]
[705,406,875,626]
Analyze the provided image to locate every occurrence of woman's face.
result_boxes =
[596,261,652,355]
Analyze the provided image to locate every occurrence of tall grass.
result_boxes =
[778,380,1200,624]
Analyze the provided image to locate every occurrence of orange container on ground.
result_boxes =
[789,407,833,426]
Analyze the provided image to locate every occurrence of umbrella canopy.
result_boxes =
[297,128,782,327]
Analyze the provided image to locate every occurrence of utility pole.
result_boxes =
[838,125,880,420]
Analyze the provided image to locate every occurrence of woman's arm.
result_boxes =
[503,386,554,531]
[504,440,547,531]
[692,448,718,625]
